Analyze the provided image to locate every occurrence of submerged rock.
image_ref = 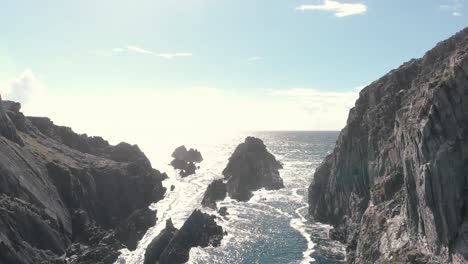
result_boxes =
[223,137,283,201]
[201,179,227,209]
[144,210,224,264]
[0,98,166,264]
[170,145,203,177]
[308,27,468,263]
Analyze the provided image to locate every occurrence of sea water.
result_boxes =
[117,131,345,264]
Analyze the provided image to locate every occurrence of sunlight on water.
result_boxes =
[117,131,345,264]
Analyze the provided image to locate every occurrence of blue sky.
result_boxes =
[0,0,466,137]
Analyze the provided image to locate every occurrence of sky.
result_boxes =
[0,0,466,148]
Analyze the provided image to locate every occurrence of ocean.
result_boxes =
[117,131,345,264]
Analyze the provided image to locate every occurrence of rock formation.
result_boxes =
[143,210,224,264]
[308,27,468,263]
[170,145,203,177]
[0,98,167,264]
[201,179,227,209]
[223,137,283,201]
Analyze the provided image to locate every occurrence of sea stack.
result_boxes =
[308,28,468,263]
[223,136,283,201]
[170,145,203,177]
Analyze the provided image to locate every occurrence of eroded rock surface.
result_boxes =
[308,27,468,263]
[201,179,227,209]
[170,145,203,177]
[144,210,224,264]
[223,137,283,201]
[0,98,167,264]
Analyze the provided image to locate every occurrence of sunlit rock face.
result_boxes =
[201,179,227,209]
[308,27,468,263]
[223,136,284,201]
[0,97,167,264]
[169,145,203,177]
[144,210,224,264]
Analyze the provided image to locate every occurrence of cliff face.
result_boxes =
[0,98,167,263]
[308,28,468,263]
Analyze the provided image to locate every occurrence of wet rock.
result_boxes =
[201,179,227,209]
[116,208,157,250]
[170,185,175,191]
[157,210,224,264]
[308,27,468,263]
[218,207,229,217]
[143,219,177,264]
[223,137,283,201]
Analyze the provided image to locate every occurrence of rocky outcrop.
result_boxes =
[143,210,224,264]
[143,219,177,264]
[223,137,283,201]
[0,97,167,264]
[201,179,227,209]
[170,145,203,177]
[308,28,468,263]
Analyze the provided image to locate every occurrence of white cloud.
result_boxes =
[0,69,44,104]
[296,0,367,17]
[112,46,192,59]
[440,0,463,16]
[157,53,193,59]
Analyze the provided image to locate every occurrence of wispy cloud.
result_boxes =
[296,0,367,17]
[112,45,192,59]
[440,0,463,16]
[247,56,263,62]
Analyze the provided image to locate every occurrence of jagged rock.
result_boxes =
[170,145,203,177]
[201,179,227,209]
[116,208,157,250]
[0,98,167,264]
[308,27,468,263]
[156,210,224,264]
[223,137,283,201]
[218,207,228,217]
[143,219,178,264]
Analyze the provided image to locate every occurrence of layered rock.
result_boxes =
[170,145,203,177]
[201,179,227,209]
[222,137,283,201]
[143,210,224,264]
[0,98,167,264]
[308,28,468,263]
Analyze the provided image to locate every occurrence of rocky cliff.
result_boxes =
[308,28,468,263]
[0,97,167,264]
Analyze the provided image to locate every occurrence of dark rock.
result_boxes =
[169,145,203,177]
[218,207,229,217]
[0,98,167,264]
[308,27,468,263]
[223,137,283,201]
[201,179,227,209]
[116,208,157,250]
[143,219,178,264]
[170,185,175,191]
[157,210,224,264]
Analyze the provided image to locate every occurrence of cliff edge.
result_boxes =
[308,28,468,263]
